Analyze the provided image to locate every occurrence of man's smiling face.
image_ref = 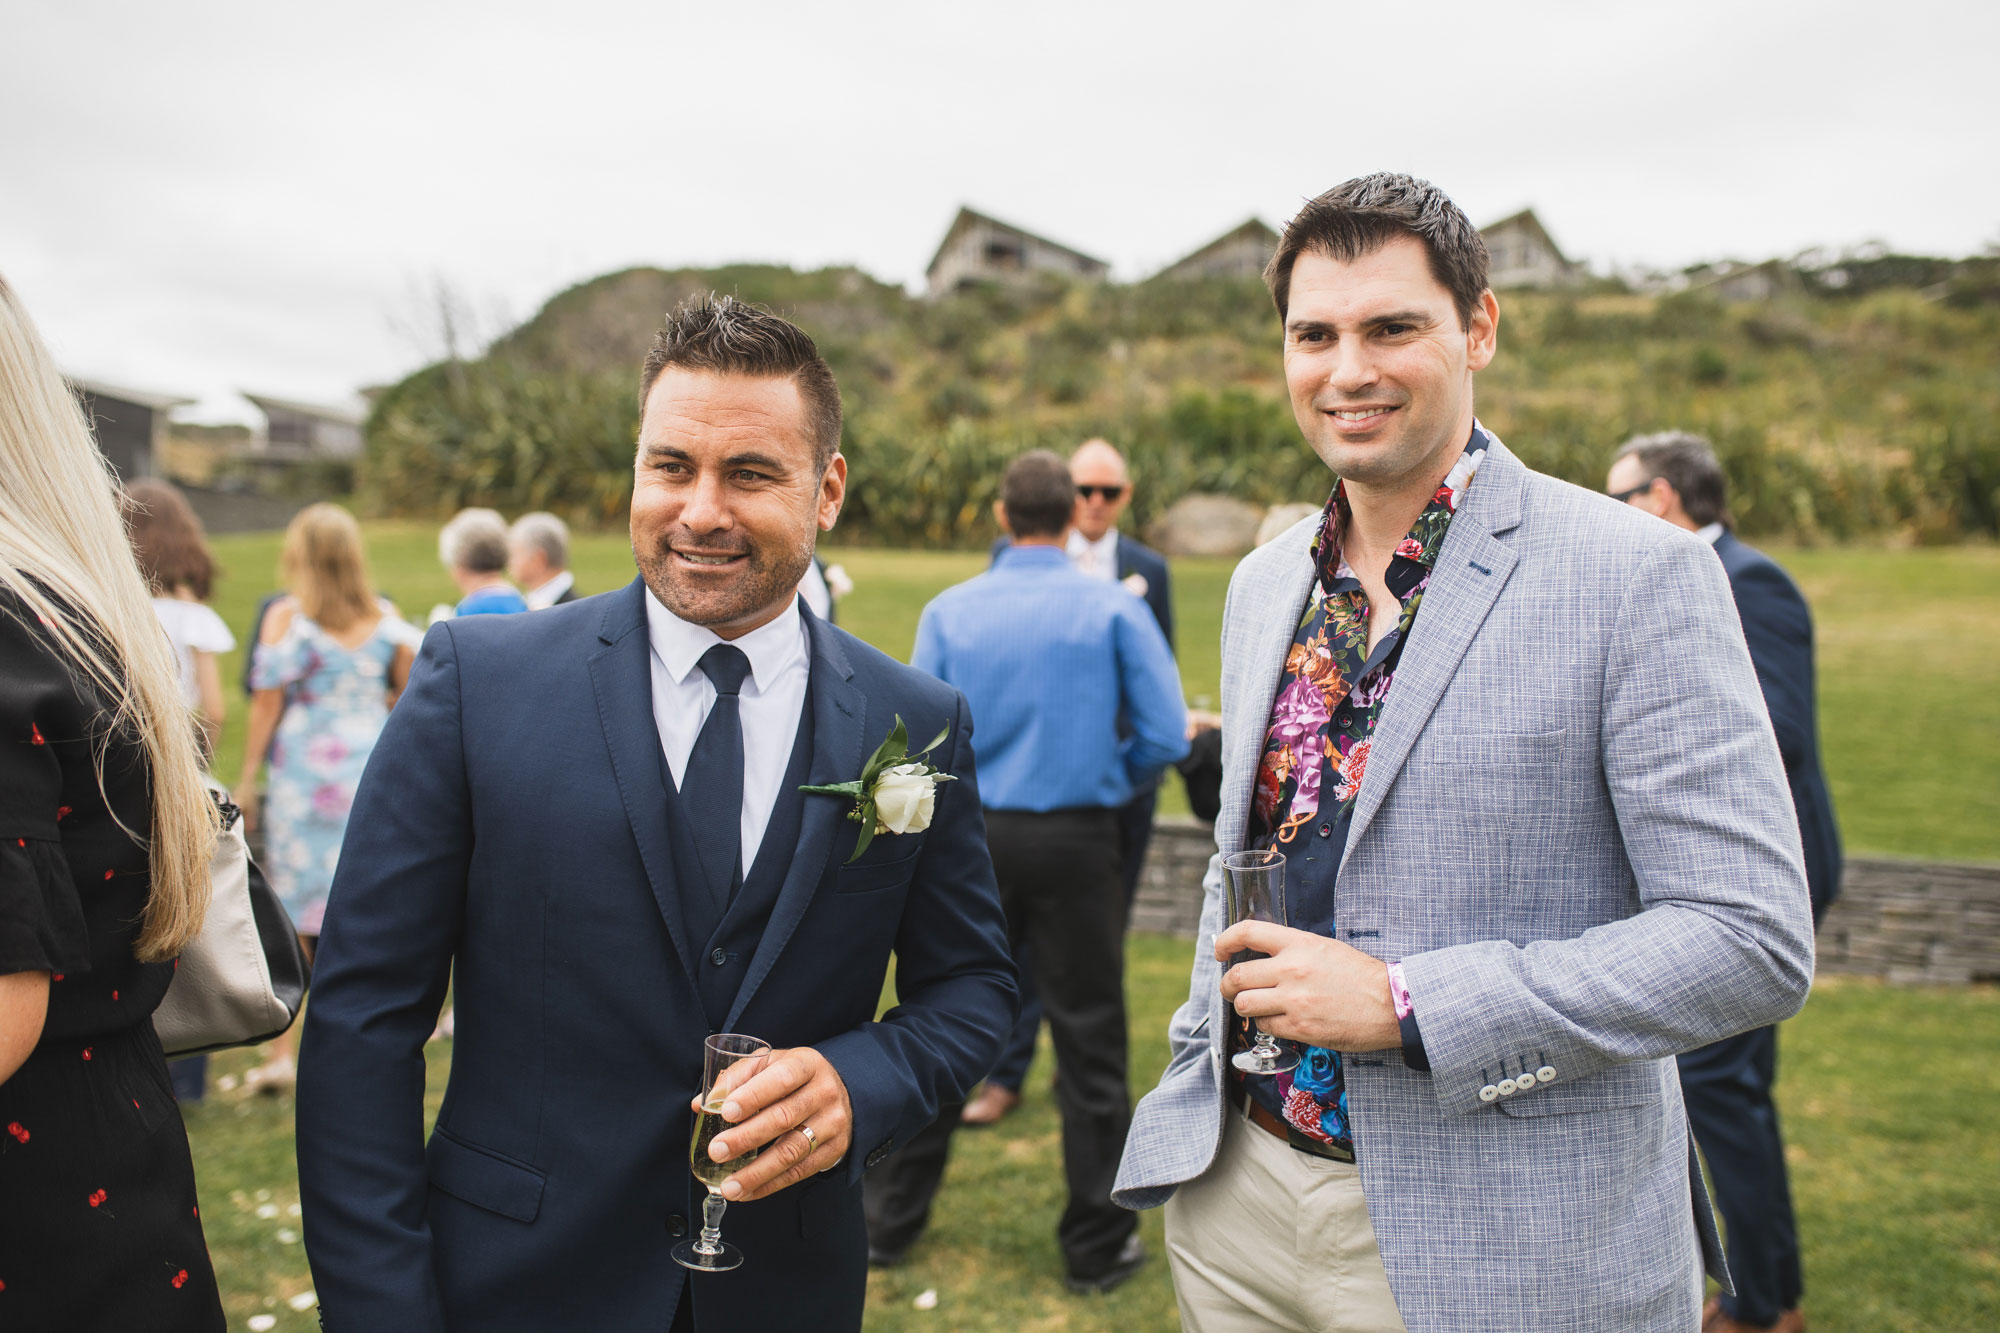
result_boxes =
[1282,234,1497,493]
[629,367,845,639]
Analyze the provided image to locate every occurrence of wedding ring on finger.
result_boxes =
[798,1123,818,1154]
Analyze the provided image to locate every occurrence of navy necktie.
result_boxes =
[684,643,752,913]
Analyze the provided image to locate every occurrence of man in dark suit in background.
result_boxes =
[1609,430,1840,1333]
[970,438,1176,1126]
[508,511,581,608]
[296,296,1015,1333]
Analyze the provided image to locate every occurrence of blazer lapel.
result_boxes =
[1219,527,1319,857]
[1345,442,1525,853]
[725,605,867,1029]
[586,579,700,986]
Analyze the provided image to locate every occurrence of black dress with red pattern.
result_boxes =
[0,589,224,1330]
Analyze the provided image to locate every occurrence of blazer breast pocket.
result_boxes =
[427,1125,547,1222]
[834,842,923,895]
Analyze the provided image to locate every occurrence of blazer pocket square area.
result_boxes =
[834,843,924,894]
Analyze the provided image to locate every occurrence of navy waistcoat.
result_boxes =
[660,687,817,1029]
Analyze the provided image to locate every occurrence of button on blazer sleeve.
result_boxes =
[295,623,470,1332]
[1398,534,1816,1117]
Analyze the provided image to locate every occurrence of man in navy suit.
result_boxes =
[971,439,1176,1127]
[295,296,1017,1333]
[1610,430,1841,1333]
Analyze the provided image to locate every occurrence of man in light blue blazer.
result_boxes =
[1114,174,1815,1332]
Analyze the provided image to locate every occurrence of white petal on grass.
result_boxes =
[286,1203,302,1217]
[288,1291,318,1311]
[274,1228,299,1244]
[255,1203,279,1219]
[247,1317,276,1332]
[913,1289,938,1310]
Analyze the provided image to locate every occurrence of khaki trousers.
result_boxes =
[1165,1112,1409,1333]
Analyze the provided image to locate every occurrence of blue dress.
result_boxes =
[251,613,422,933]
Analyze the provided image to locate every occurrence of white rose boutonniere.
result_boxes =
[1121,572,1149,599]
[801,715,956,861]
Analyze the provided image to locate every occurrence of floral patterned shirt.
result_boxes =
[1231,428,1489,1156]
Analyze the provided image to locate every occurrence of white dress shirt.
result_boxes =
[523,570,575,610]
[1693,522,1725,546]
[643,589,811,870]
[1065,528,1120,581]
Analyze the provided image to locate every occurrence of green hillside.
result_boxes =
[363,264,2000,546]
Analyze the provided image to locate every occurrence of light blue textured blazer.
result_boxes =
[1114,438,1816,1332]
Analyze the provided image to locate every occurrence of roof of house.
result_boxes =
[925,205,1109,279]
[65,376,197,413]
[242,392,366,426]
[1158,217,1279,277]
[1480,208,1572,266]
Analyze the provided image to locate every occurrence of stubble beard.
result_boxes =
[634,528,817,631]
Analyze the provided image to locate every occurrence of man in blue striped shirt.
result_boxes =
[863,450,1187,1292]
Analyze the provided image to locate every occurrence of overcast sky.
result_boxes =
[4,0,1995,423]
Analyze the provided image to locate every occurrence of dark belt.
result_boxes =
[1230,1080,1355,1164]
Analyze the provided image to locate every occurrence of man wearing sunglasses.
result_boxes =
[966,439,1177,1129]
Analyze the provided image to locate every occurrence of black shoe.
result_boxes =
[1063,1235,1147,1295]
[867,1244,907,1270]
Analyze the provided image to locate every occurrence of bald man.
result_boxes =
[968,440,1176,1127]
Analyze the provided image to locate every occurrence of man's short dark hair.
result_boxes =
[639,294,843,472]
[1615,431,1731,528]
[1002,450,1077,539]
[1264,173,1490,329]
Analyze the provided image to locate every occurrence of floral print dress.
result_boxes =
[251,613,421,933]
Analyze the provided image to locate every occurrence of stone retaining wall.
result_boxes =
[1133,817,2000,986]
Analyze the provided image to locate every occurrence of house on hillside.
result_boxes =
[1687,259,1797,303]
[1157,218,1279,281]
[242,392,366,460]
[925,206,1109,299]
[1480,209,1581,288]
[68,377,194,481]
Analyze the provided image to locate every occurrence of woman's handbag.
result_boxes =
[153,783,311,1057]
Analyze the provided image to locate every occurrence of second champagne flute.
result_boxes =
[1223,848,1299,1075]
[674,1032,772,1273]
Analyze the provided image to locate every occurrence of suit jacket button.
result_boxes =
[1478,1084,1500,1103]
[1497,1077,1518,1096]
[666,1213,687,1237]
[709,948,727,966]
[1536,1065,1557,1083]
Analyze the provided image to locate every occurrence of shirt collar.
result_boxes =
[524,569,574,609]
[997,542,1071,568]
[1312,421,1494,590]
[643,586,807,692]
[1693,522,1725,545]
[1064,527,1119,568]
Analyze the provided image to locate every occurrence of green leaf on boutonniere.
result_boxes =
[800,713,953,862]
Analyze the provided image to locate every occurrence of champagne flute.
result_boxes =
[1223,848,1299,1075]
[674,1032,772,1273]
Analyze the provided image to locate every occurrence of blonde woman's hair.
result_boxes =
[0,273,216,962]
[281,503,377,632]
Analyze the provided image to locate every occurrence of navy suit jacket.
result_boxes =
[1713,531,1842,920]
[296,579,1016,1332]
[989,532,1174,651]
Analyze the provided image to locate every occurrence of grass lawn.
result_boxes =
[202,530,2000,862]
[184,960,1998,1331]
[180,528,1998,1328]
